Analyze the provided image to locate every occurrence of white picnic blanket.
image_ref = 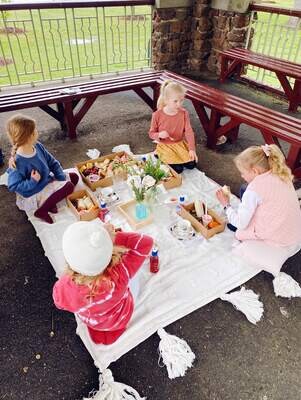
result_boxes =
[27,168,262,371]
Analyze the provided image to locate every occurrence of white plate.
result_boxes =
[169,222,196,241]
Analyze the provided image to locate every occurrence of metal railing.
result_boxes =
[245,5,301,90]
[0,1,154,89]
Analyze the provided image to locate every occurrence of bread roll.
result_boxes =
[83,196,94,209]
[222,185,231,197]
[77,198,86,211]
[194,200,204,218]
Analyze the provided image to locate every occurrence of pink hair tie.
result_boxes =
[261,144,271,157]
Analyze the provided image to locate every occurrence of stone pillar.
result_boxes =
[187,0,212,73]
[207,9,251,74]
[152,0,252,76]
[152,6,193,72]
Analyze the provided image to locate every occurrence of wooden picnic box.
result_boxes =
[118,199,153,230]
[178,202,225,239]
[77,151,182,191]
[76,151,128,191]
[160,166,182,190]
[67,189,99,221]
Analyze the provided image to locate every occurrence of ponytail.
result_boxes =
[156,80,186,110]
[8,144,18,169]
[234,144,293,183]
[267,144,293,182]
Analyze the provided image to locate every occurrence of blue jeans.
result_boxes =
[0,149,3,166]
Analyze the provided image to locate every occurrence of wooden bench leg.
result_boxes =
[133,87,154,110]
[64,101,77,140]
[293,167,301,179]
[207,109,222,149]
[152,83,160,111]
[57,103,66,131]
[40,104,65,132]
[287,145,301,176]
[191,99,210,139]
[220,59,241,82]
[275,72,297,112]
[289,79,301,113]
[73,95,98,128]
[220,55,228,83]
[215,118,241,143]
[228,125,240,143]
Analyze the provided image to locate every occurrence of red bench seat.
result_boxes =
[220,48,301,112]
[0,69,300,177]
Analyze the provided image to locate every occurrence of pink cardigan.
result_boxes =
[236,171,301,247]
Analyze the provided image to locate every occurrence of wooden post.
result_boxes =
[64,102,77,139]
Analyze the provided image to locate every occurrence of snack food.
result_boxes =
[79,153,140,182]
[208,220,220,229]
[201,214,213,228]
[72,195,97,213]
[222,185,231,197]
[194,200,204,218]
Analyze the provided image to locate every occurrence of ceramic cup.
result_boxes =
[201,214,213,228]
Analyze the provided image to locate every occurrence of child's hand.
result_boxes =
[103,223,116,242]
[8,156,16,169]
[31,169,41,182]
[189,150,198,162]
[158,130,170,139]
[216,188,229,207]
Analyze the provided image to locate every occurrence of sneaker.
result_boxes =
[216,135,227,146]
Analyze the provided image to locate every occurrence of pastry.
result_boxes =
[83,196,94,209]
[77,198,86,211]
[222,185,231,196]
[194,200,204,218]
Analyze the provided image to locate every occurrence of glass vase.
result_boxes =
[135,201,148,220]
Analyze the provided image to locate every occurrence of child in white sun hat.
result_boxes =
[53,219,153,345]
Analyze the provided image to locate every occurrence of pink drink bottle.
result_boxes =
[150,248,159,273]
[98,200,109,222]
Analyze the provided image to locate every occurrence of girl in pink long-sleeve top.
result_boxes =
[216,144,301,276]
[149,80,198,174]
[53,220,153,345]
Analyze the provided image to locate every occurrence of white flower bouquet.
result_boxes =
[127,174,156,202]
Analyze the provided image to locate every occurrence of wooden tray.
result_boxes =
[118,199,153,229]
[76,151,128,191]
[67,189,99,221]
[160,166,182,190]
[178,202,225,239]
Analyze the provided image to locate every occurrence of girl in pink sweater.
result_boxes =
[216,144,301,275]
[149,80,198,174]
[53,220,153,345]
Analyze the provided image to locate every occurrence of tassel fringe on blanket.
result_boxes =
[157,328,195,379]
[220,287,264,324]
[84,367,146,400]
[273,272,301,298]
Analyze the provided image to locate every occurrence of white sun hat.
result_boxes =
[62,219,113,276]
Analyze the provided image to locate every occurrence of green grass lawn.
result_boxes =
[246,0,301,87]
[0,2,300,88]
[0,5,152,87]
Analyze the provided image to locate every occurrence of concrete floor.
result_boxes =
[0,76,300,400]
